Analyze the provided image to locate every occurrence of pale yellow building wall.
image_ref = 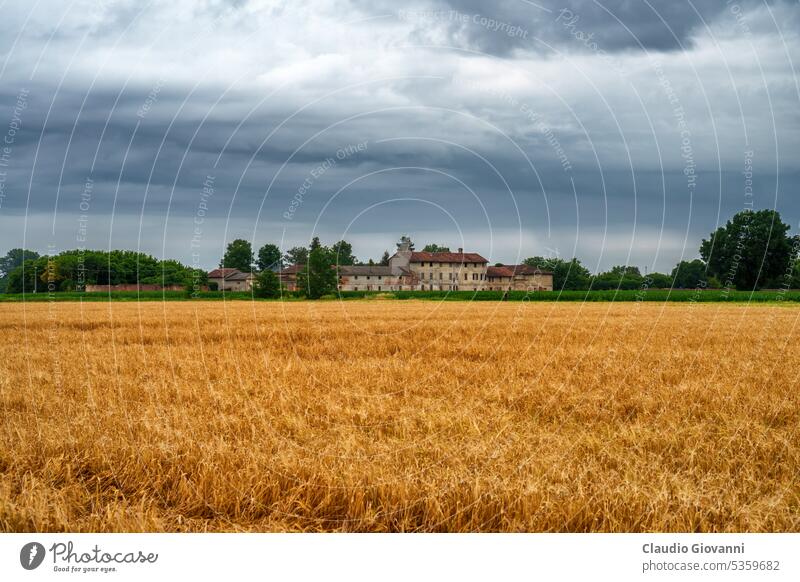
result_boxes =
[209,276,255,292]
[339,274,413,291]
[486,273,554,292]
[409,260,487,291]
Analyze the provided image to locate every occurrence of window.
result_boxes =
[439,272,443,280]
[354,276,359,280]
[464,273,468,280]
[448,272,453,280]
[378,286,381,291]
[367,276,371,280]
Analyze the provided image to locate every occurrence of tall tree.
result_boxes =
[310,236,322,252]
[254,269,282,298]
[422,243,450,253]
[700,209,793,290]
[297,245,337,299]
[220,239,254,272]
[257,243,282,271]
[0,248,40,277]
[0,249,40,293]
[331,240,357,266]
[671,259,709,289]
[609,265,641,277]
[284,246,308,266]
[380,250,391,266]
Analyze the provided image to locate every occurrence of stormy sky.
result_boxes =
[0,0,798,272]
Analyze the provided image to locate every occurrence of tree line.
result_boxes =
[0,249,205,294]
[2,209,799,296]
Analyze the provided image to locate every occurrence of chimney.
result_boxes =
[458,247,463,253]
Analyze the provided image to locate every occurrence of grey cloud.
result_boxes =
[0,0,798,273]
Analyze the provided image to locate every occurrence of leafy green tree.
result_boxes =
[257,243,282,271]
[422,244,450,253]
[700,209,794,290]
[380,251,390,266]
[220,239,254,272]
[524,256,591,290]
[609,265,641,277]
[254,269,282,298]
[297,245,337,299]
[284,246,308,266]
[6,257,47,293]
[0,248,40,277]
[4,250,202,293]
[0,249,40,293]
[331,240,357,266]
[646,272,673,288]
[671,259,708,289]
[590,265,644,290]
[310,236,322,252]
[790,258,800,289]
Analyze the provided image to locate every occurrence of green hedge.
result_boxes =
[2,288,799,302]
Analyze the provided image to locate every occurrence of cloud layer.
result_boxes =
[0,0,798,272]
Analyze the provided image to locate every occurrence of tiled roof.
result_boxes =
[208,268,246,279]
[227,271,253,280]
[486,266,514,278]
[337,265,393,276]
[410,251,488,264]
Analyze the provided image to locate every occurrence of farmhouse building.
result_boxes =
[339,237,554,292]
[207,268,256,291]
[216,238,554,293]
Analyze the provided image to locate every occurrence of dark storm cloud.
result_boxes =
[360,0,774,57]
[0,0,798,271]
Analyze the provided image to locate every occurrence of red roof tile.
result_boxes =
[486,266,514,277]
[410,251,487,264]
[208,268,245,279]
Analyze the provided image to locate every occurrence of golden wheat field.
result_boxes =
[0,300,799,532]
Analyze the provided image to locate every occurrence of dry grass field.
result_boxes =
[1,300,798,532]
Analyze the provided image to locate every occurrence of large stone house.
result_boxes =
[338,237,553,292]
[207,268,256,291]
[248,237,554,293]
[337,265,413,291]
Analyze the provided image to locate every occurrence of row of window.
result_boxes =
[421,272,486,281]
[416,262,482,268]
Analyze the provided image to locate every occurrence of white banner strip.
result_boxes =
[2,533,798,581]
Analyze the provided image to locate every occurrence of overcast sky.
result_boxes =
[0,0,798,272]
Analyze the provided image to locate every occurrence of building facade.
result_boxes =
[243,238,554,293]
[337,265,416,291]
[338,237,552,292]
[207,268,256,291]
[486,265,554,291]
